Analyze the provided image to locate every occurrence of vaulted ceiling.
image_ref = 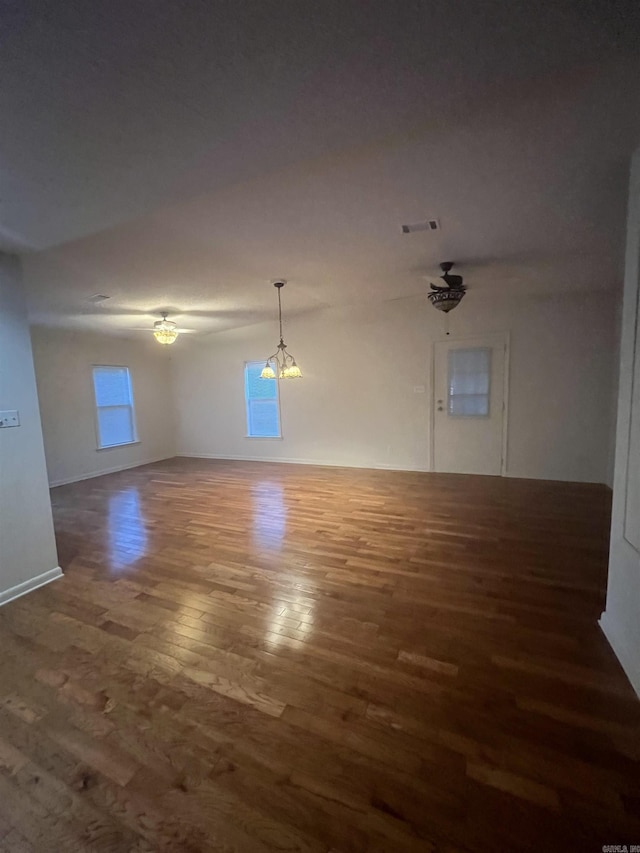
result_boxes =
[3,0,640,337]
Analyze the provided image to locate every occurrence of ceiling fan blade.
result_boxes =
[130,326,198,334]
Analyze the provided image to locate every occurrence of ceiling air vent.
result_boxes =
[401,219,440,234]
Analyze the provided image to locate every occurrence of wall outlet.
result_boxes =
[0,410,20,428]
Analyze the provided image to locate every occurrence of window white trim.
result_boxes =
[244,361,282,439]
[91,365,138,450]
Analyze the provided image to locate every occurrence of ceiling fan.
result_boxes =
[132,311,197,345]
[84,301,263,340]
[427,261,467,313]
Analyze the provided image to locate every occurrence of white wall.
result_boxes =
[172,288,617,484]
[601,147,640,697]
[31,328,175,486]
[0,255,60,604]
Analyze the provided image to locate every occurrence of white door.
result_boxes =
[432,333,507,475]
[600,147,640,697]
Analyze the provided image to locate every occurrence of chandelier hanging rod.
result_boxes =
[260,280,302,379]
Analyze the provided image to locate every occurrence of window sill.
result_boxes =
[244,436,283,440]
[96,440,141,451]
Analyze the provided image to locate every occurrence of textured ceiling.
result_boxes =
[3,0,640,337]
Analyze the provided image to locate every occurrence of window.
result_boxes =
[92,365,137,448]
[244,361,281,438]
[448,347,491,417]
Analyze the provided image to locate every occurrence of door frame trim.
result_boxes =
[429,331,510,476]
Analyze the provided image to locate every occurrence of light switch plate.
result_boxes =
[0,410,20,428]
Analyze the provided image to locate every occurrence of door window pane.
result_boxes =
[448,348,491,417]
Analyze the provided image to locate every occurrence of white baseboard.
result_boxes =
[49,455,175,488]
[0,567,63,608]
[177,451,430,473]
[599,610,640,699]
[373,462,431,472]
[176,453,608,484]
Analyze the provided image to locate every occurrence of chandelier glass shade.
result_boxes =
[153,314,179,345]
[261,281,302,379]
[427,289,466,313]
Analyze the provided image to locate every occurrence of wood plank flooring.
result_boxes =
[0,457,639,852]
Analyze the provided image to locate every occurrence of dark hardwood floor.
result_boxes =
[0,457,638,852]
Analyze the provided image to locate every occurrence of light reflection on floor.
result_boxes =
[251,481,287,550]
[107,487,147,570]
[250,481,315,648]
[265,576,316,650]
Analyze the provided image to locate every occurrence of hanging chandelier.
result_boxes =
[261,281,302,379]
[153,312,179,345]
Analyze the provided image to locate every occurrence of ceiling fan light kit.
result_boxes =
[261,281,302,379]
[427,261,467,313]
[153,312,179,344]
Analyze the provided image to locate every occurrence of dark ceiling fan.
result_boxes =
[427,262,466,313]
